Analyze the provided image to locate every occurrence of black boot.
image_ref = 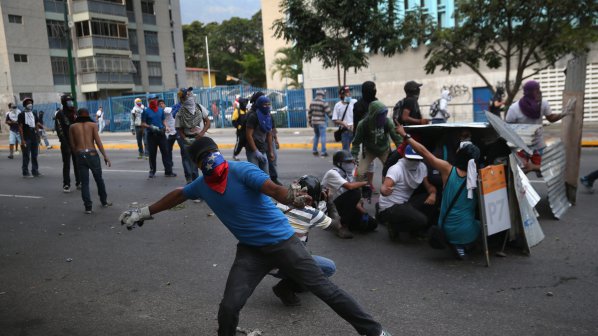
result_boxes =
[272,279,301,306]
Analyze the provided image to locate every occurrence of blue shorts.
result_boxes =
[9,131,21,145]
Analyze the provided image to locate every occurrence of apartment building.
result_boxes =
[0,0,186,106]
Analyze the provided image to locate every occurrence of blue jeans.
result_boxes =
[179,137,199,181]
[217,236,381,336]
[312,124,327,154]
[147,131,173,175]
[76,151,107,210]
[341,129,353,151]
[246,150,269,174]
[22,138,39,176]
[268,139,278,181]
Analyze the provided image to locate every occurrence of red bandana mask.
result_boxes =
[201,151,229,194]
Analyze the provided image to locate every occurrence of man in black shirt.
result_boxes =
[18,97,43,177]
[400,81,428,126]
[55,94,81,192]
[245,92,274,174]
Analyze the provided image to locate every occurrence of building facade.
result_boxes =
[0,0,186,106]
[262,0,598,121]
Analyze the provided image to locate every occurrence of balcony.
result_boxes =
[148,76,162,86]
[142,13,156,25]
[78,36,130,50]
[73,0,126,17]
[48,36,68,49]
[127,11,136,22]
[44,0,66,14]
[81,72,133,84]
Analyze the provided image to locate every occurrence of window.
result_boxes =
[144,31,159,55]
[79,19,127,38]
[141,0,155,15]
[128,29,138,53]
[125,0,134,11]
[147,62,162,77]
[14,54,28,62]
[19,93,32,101]
[78,55,135,74]
[132,60,141,84]
[51,57,69,74]
[8,15,22,24]
[47,20,66,38]
[75,21,91,37]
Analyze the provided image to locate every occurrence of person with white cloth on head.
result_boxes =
[395,123,481,260]
[377,145,437,241]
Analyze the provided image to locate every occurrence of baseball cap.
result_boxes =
[404,145,423,160]
[339,86,350,94]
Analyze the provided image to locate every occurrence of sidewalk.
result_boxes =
[1,122,597,150]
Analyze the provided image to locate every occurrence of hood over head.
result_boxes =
[362,81,377,103]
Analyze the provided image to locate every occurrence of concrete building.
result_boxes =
[0,0,186,107]
[261,0,598,121]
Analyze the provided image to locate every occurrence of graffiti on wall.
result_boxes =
[441,84,471,102]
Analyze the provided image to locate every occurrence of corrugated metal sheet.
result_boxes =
[507,124,543,148]
[485,112,534,154]
[540,141,571,219]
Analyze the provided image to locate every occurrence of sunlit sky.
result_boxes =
[179,0,261,24]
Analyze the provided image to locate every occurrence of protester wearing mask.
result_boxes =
[18,97,43,178]
[174,87,211,184]
[378,145,437,241]
[55,94,80,191]
[332,86,356,151]
[353,81,378,191]
[245,93,274,174]
[506,80,570,173]
[5,103,22,159]
[398,81,428,126]
[231,97,249,161]
[131,98,149,159]
[351,101,403,187]
[489,87,506,118]
[396,123,481,260]
[141,94,176,178]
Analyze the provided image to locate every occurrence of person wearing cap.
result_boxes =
[118,137,391,336]
[396,123,481,260]
[351,101,403,186]
[69,108,111,214]
[174,87,211,184]
[55,94,81,191]
[131,98,148,159]
[18,97,43,177]
[5,103,22,159]
[377,145,437,241]
[332,86,356,151]
[245,93,274,173]
[398,81,428,126]
[308,89,332,157]
[141,94,176,178]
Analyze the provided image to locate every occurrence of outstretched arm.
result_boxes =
[148,188,187,215]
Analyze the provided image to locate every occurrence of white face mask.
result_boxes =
[26,104,33,110]
[403,159,421,170]
[341,162,355,173]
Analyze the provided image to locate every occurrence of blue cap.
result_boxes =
[404,145,423,160]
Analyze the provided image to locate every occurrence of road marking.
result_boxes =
[104,169,163,173]
[0,194,43,199]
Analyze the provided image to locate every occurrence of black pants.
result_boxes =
[378,191,436,233]
[217,235,381,336]
[60,141,80,187]
[233,129,246,156]
[147,131,173,175]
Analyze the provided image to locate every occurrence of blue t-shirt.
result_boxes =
[183,161,294,246]
[142,107,165,128]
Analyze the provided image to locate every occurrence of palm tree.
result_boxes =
[270,47,303,89]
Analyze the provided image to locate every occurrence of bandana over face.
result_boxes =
[201,151,229,194]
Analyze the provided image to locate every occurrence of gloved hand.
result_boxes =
[119,206,152,230]
[151,125,160,132]
[184,137,195,145]
[255,151,267,163]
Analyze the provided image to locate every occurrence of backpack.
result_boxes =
[429,99,441,118]
[392,99,404,125]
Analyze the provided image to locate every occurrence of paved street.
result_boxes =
[1,146,598,336]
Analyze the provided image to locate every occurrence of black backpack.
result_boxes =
[392,99,404,125]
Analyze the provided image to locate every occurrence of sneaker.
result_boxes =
[75,183,81,190]
[23,174,33,178]
[63,185,71,193]
[85,209,92,214]
[101,202,113,208]
[47,146,53,149]
[33,173,42,177]
[165,172,177,177]
[148,172,155,179]
[320,152,329,157]
[380,330,393,336]
[138,154,144,159]
[272,282,301,306]
[336,226,354,239]
[8,154,13,159]
[453,245,468,260]
[312,151,319,156]
[580,176,594,193]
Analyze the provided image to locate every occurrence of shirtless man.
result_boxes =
[69,108,112,214]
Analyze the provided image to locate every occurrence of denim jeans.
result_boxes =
[179,137,199,181]
[312,124,327,154]
[341,129,353,151]
[76,151,107,210]
[22,138,39,176]
[268,139,278,181]
[134,126,148,155]
[246,150,269,174]
[217,236,381,336]
[60,141,80,187]
[147,131,173,175]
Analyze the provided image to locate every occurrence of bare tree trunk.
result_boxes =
[561,53,587,205]
[343,67,347,87]
[336,62,341,89]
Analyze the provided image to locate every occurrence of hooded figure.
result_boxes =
[254,96,273,133]
[353,81,377,128]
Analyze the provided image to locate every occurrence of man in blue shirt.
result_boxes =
[141,94,175,178]
[119,137,391,336]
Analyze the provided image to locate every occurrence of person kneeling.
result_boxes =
[378,145,437,241]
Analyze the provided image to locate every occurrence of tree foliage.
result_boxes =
[271,47,303,89]
[422,0,598,106]
[182,11,265,86]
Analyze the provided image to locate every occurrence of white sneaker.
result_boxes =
[380,330,392,336]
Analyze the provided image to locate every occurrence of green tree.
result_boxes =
[238,51,266,87]
[270,47,303,89]
[420,0,598,106]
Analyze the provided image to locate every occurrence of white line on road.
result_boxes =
[0,194,43,199]
[103,169,164,173]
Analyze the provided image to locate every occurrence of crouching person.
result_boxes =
[322,150,377,237]
[377,145,437,241]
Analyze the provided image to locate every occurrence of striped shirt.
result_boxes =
[276,202,332,242]
[308,98,332,126]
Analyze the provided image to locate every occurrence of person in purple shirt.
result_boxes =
[119,137,391,336]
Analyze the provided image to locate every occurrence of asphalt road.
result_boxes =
[0,148,597,336]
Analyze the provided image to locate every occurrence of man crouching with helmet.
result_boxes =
[118,137,391,336]
[322,150,378,239]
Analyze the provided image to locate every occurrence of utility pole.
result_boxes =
[205,36,212,87]
[64,1,77,107]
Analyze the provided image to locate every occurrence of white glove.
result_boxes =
[255,151,267,163]
[151,125,160,132]
[119,206,152,230]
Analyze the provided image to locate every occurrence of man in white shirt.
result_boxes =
[332,86,356,151]
[5,103,22,159]
[96,106,105,133]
